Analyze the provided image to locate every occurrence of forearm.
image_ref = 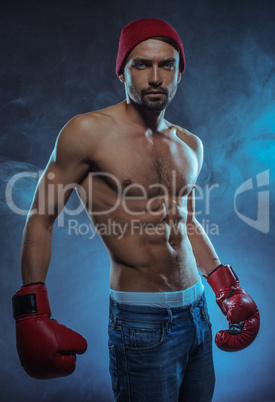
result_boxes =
[187,217,221,276]
[21,216,53,284]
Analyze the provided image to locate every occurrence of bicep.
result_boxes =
[194,136,204,175]
[29,116,95,224]
[186,136,204,223]
[186,187,196,224]
[187,186,204,224]
[30,159,85,225]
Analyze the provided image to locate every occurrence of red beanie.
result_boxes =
[116,18,185,77]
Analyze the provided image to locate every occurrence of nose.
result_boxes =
[148,65,162,87]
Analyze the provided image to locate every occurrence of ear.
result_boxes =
[177,72,181,84]
[119,73,125,83]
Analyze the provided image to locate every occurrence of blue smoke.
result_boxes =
[1,0,274,401]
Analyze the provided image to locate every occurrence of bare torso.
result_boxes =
[77,101,201,292]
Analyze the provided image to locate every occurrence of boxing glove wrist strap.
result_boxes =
[23,281,45,287]
[13,293,38,318]
[203,264,239,296]
[12,283,51,319]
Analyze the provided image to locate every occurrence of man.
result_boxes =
[12,18,260,401]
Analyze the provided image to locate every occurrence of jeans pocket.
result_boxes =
[108,345,118,397]
[123,323,167,352]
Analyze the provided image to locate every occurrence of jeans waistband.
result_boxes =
[109,278,204,308]
[109,292,208,325]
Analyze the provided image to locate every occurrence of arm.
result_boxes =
[185,135,221,276]
[186,187,221,276]
[13,114,100,379]
[186,137,260,352]
[21,114,97,284]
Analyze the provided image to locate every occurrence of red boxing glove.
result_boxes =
[205,264,260,352]
[12,283,87,379]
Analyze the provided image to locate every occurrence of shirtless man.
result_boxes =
[12,18,260,401]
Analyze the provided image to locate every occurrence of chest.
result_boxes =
[95,132,198,197]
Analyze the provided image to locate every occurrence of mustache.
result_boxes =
[141,87,168,95]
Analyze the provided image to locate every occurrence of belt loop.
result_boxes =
[166,308,173,334]
[109,297,114,321]
[113,300,118,325]
[201,297,207,320]
[110,297,118,324]
[188,303,194,323]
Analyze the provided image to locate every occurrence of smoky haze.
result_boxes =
[1,0,274,401]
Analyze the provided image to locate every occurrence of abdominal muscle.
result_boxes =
[91,200,200,293]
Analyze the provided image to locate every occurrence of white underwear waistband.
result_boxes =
[109,278,204,308]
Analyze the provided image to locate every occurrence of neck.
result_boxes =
[123,99,167,132]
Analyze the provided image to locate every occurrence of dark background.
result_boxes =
[1,0,274,401]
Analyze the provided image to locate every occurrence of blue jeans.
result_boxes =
[108,293,215,401]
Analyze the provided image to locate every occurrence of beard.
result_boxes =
[129,85,176,113]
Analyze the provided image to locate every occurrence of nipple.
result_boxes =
[149,200,161,212]
[123,179,132,187]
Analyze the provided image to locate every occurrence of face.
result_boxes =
[120,39,181,112]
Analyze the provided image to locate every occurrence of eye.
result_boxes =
[163,63,175,70]
[133,62,147,69]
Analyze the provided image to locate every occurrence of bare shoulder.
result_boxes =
[174,125,203,152]
[54,109,114,161]
[171,124,204,172]
[58,110,112,145]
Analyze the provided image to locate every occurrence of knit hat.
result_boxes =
[116,18,185,77]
